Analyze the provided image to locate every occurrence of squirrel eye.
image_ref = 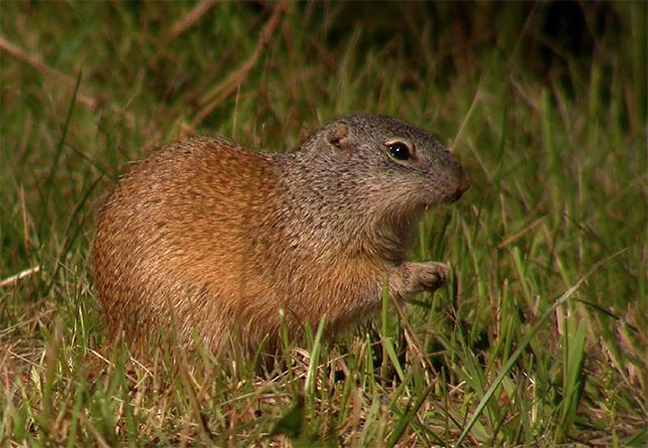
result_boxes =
[386,140,413,161]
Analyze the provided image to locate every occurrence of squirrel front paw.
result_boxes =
[408,261,449,293]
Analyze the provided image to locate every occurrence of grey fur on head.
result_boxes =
[280,114,469,261]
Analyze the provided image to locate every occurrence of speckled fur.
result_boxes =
[92,114,469,357]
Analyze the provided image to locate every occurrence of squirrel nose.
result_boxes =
[452,166,470,201]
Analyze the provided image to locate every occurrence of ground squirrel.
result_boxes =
[93,114,469,357]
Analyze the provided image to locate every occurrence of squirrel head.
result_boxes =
[298,114,470,214]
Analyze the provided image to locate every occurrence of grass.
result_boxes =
[1,1,646,447]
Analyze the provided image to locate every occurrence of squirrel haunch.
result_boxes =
[93,114,470,356]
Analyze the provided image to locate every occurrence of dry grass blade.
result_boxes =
[0,36,96,109]
[170,0,220,41]
[497,217,546,249]
[0,266,41,287]
[191,0,288,127]
[150,0,221,67]
[0,36,135,125]
[450,89,481,153]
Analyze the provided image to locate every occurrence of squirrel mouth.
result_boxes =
[435,183,470,206]
[421,197,445,210]
[421,193,462,210]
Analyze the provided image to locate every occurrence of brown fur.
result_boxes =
[93,114,469,357]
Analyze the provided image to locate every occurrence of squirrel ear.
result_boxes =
[324,123,353,152]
